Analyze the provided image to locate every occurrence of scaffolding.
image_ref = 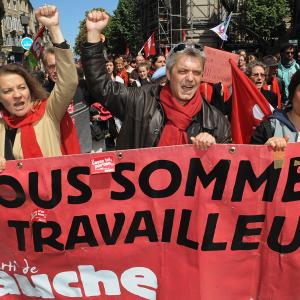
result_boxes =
[139,0,224,52]
[157,0,224,49]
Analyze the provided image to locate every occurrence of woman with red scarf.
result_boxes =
[0,5,79,172]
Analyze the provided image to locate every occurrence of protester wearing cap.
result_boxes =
[81,10,231,150]
[278,43,300,99]
[262,55,287,107]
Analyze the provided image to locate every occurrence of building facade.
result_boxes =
[0,0,38,65]
[139,0,295,54]
[138,0,226,52]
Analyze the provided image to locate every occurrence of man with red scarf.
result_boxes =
[81,10,231,150]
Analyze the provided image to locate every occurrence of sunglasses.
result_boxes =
[251,73,266,78]
[171,43,203,54]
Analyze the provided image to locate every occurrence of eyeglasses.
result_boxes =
[251,73,266,78]
[171,43,203,54]
[285,51,294,55]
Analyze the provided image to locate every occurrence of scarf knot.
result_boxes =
[158,85,202,146]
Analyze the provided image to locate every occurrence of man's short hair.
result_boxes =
[280,43,295,54]
[41,47,55,66]
[246,60,267,77]
[166,43,205,73]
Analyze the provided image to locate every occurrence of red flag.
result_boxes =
[230,59,273,144]
[30,26,45,61]
[165,47,169,57]
[182,31,187,42]
[143,33,156,58]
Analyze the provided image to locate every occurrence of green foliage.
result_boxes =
[74,8,106,56]
[245,0,291,38]
[105,0,143,55]
[74,0,143,56]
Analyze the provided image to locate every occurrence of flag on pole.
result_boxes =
[230,59,273,144]
[210,12,232,41]
[26,26,45,70]
[139,33,156,58]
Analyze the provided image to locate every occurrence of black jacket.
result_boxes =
[81,42,231,150]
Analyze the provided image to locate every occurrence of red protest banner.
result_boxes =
[202,46,239,86]
[0,144,300,299]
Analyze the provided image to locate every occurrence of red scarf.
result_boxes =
[92,103,113,121]
[158,85,202,146]
[2,99,80,159]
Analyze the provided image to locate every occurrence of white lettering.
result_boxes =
[0,271,20,296]
[14,274,54,298]
[79,265,121,296]
[121,267,157,300]
[53,271,82,297]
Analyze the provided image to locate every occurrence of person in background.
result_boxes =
[0,5,78,171]
[149,54,166,76]
[238,54,247,72]
[42,46,93,153]
[114,57,129,86]
[248,54,257,63]
[246,60,278,109]
[278,43,300,99]
[81,10,231,150]
[126,57,136,75]
[131,61,151,87]
[262,55,287,107]
[106,55,124,83]
[251,70,300,150]
[129,54,145,83]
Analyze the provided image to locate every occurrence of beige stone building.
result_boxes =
[0,0,37,65]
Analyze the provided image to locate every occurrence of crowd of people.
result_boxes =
[0,5,300,171]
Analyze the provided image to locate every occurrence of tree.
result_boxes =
[74,0,143,56]
[105,0,143,55]
[244,0,291,39]
[74,8,106,56]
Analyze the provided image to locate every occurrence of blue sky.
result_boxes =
[31,0,119,47]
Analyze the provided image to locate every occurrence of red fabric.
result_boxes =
[182,30,187,42]
[200,82,230,103]
[60,112,81,155]
[263,77,281,109]
[2,99,80,158]
[92,103,113,121]
[30,26,45,60]
[143,32,156,58]
[230,60,272,144]
[158,85,202,146]
[223,85,230,102]
[200,82,213,102]
[165,47,169,57]
[125,46,130,56]
[117,68,129,86]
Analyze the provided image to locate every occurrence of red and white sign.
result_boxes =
[202,46,239,86]
[0,144,299,299]
[90,154,116,174]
